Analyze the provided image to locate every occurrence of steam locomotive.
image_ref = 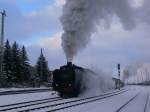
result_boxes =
[52,62,84,97]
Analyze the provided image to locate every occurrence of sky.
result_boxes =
[1,0,150,73]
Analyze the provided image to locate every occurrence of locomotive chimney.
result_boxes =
[67,62,72,66]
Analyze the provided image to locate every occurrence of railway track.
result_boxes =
[144,93,149,112]
[46,89,128,112]
[6,88,128,112]
[0,89,50,96]
[114,91,150,112]
[115,92,140,112]
[0,97,62,112]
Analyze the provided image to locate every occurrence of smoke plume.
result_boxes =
[61,0,136,61]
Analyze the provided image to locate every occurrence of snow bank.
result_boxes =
[0,91,57,106]
[0,87,50,92]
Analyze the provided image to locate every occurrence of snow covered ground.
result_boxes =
[0,85,149,112]
[59,86,149,112]
[0,87,51,92]
[0,91,57,106]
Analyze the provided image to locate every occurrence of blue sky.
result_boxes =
[0,0,62,44]
[16,0,55,14]
[1,0,150,73]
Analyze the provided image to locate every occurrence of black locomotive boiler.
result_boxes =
[52,62,84,97]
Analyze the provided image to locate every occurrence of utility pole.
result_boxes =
[0,10,6,84]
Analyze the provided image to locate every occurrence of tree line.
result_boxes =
[0,40,50,88]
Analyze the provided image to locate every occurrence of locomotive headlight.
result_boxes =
[69,84,71,87]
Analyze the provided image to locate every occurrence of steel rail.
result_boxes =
[115,92,140,112]
[144,93,149,112]
[0,97,62,111]
[17,89,128,112]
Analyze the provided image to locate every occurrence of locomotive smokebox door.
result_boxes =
[67,62,72,66]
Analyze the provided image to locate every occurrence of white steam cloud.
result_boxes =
[79,69,114,97]
[61,0,136,61]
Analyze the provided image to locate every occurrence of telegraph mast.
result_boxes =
[0,10,6,80]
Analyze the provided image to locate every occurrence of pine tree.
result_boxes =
[29,66,39,87]
[11,42,21,84]
[36,49,49,85]
[20,46,30,84]
[2,40,12,86]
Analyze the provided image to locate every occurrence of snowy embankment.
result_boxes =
[0,87,51,92]
[0,91,57,106]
